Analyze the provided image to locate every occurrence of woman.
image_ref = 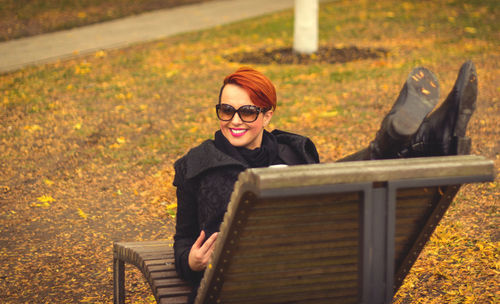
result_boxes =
[173,62,477,301]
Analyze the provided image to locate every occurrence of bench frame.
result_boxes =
[114,152,494,304]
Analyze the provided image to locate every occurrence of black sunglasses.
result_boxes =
[216,104,269,123]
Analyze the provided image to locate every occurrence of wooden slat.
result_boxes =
[223,271,358,292]
[154,278,191,288]
[241,220,358,237]
[157,286,192,297]
[395,187,436,197]
[231,245,358,266]
[150,271,180,280]
[147,264,175,272]
[159,296,189,304]
[249,201,358,218]
[238,237,357,254]
[224,263,357,282]
[220,280,358,303]
[226,255,358,279]
[220,293,359,304]
[236,229,359,248]
[225,254,358,275]
[252,192,361,209]
[245,211,358,226]
[144,259,174,266]
[246,155,493,190]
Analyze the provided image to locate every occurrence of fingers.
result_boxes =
[188,232,218,271]
[201,233,218,265]
[192,230,206,249]
[200,232,218,253]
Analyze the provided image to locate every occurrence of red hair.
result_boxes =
[220,67,277,111]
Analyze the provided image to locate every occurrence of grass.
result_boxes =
[0,0,499,302]
[0,0,213,41]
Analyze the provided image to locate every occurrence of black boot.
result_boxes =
[369,67,440,159]
[398,61,478,157]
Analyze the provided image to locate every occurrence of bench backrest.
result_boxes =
[195,155,494,304]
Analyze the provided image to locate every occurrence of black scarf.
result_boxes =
[214,130,280,168]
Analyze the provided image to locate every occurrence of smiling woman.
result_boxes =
[218,68,276,150]
[172,63,478,303]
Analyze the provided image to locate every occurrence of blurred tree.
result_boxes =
[293,0,318,54]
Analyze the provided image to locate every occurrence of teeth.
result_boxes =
[231,129,246,134]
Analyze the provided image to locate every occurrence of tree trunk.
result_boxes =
[293,0,319,54]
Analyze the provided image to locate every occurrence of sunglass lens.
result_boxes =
[218,104,236,120]
[239,106,259,122]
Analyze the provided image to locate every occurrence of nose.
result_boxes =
[230,111,243,124]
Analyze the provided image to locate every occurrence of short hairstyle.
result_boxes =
[219,67,277,111]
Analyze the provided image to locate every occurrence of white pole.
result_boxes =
[293,0,319,54]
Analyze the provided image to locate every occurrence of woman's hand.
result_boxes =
[188,230,218,271]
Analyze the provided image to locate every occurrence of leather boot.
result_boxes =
[398,61,477,157]
[369,67,440,159]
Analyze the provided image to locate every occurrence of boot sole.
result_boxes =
[390,67,440,137]
[452,60,477,137]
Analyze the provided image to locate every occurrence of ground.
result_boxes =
[0,0,214,41]
[0,0,498,303]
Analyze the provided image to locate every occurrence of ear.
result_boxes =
[263,110,273,127]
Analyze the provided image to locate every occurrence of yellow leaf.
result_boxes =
[43,179,54,186]
[165,70,178,78]
[166,203,177,211]
[319,111,338,118]
[77,208,88,219]
[116,137,126,144]
[37,195,55,203]
[95,50,107,58]
[25,124,42,133]
[74,123,82,130]
[31,202,50,208]
[402,2,413,10]
[464,27,477,34]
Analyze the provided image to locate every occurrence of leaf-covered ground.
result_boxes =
[0,0,499,303]
[0,0,214,42]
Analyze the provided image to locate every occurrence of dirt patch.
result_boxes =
[224,46,388,65]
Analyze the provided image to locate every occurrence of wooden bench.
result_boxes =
[114,155,494,304]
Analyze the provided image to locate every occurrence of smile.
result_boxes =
[230,128,247,137]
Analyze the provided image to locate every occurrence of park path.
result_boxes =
[0,0,296,73]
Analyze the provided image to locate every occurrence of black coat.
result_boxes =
[172,129,319,286]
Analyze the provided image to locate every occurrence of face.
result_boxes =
[219,84,273,150]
